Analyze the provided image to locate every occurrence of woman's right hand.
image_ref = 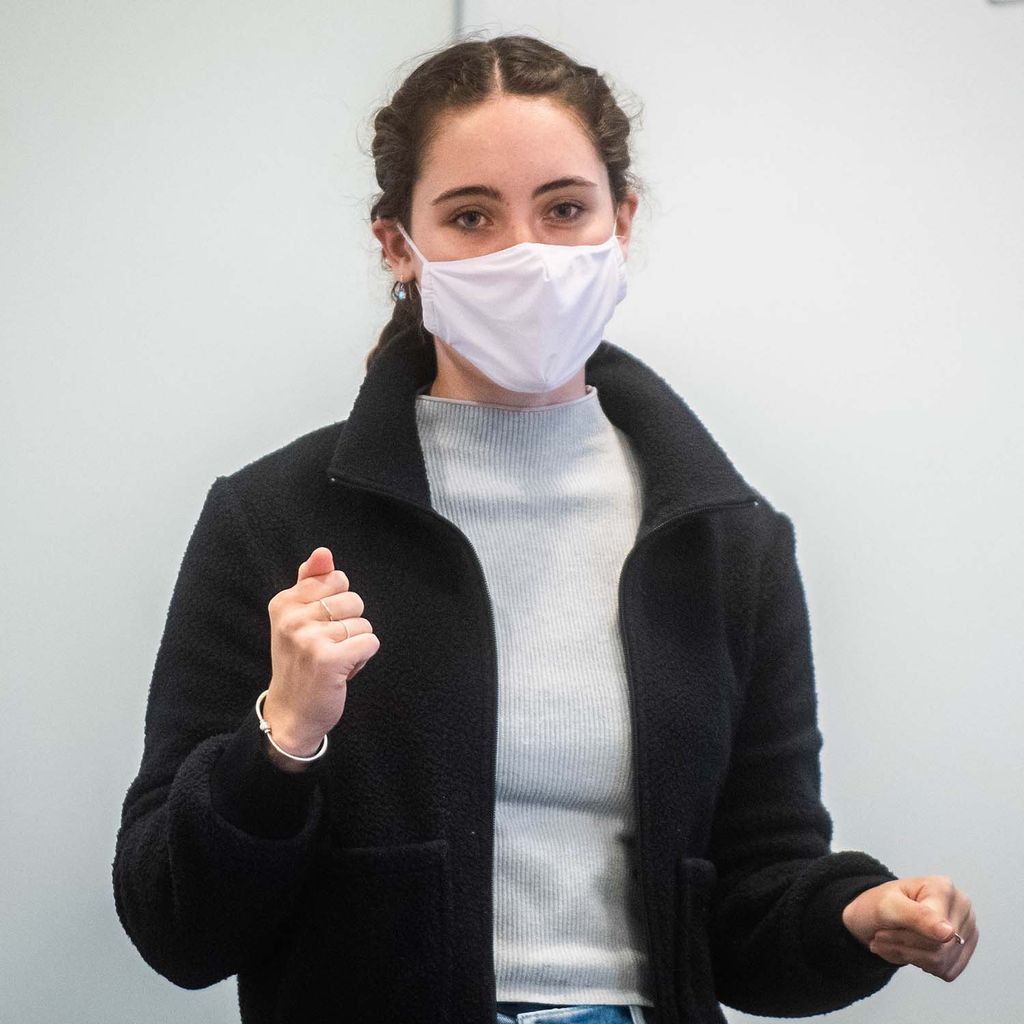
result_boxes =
[261,546,380,757]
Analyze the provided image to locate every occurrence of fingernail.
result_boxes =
[936,921,954,939]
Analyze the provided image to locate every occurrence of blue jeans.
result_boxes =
[495,1003,649,1024]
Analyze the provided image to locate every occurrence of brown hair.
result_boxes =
[363,32,645,375]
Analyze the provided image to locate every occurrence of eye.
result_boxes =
[550,201,584,221]
[450,209,487,230]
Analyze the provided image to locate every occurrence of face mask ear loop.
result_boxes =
[396,221,428,265]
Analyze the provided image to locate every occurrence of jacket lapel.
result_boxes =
[325,321,762,530]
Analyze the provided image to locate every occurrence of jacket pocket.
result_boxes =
[674,855,728,1024]
[273,837,452,1023]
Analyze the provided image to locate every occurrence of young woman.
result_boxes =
[113,34,978,1024]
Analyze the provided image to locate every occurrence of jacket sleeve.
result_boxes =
[707,509,902,1017]
[112,475,329,990]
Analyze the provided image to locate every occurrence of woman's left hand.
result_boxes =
[841,875,978,981]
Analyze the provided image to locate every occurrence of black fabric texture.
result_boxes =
[209,707,326,839]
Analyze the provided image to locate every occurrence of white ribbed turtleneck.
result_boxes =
[414,382,655,1007]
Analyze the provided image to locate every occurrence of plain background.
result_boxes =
[2,1,1020,1021]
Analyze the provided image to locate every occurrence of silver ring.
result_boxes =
[953,931,965,945]
[319,598,335,622]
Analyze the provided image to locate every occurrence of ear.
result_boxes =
[614,191,640,261]
[371,215,417,282]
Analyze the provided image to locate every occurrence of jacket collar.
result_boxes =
[326,322,761,539]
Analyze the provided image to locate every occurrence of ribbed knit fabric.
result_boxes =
[414,382,655,1007]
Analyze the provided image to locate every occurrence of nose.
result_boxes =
[506,224,538,247]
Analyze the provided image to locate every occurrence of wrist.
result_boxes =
[261,730,314,772]
[261,690,324,752]
[842,897,858,932]
[266,722,324,758]
[255,689,328,767]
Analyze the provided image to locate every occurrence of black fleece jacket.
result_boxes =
[113,323,902,1023]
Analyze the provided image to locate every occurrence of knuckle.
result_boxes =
[296,633,323,661]
[279,609,303,636]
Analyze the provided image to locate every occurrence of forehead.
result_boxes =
[416,95,606,197]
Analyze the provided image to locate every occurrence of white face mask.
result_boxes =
[396,220,628,394]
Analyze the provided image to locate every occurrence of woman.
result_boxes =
[113,34,978,1024]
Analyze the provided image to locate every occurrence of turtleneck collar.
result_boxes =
[413,384,609,466]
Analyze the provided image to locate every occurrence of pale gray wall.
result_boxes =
[1,2,452,1020]
[457,2,1022,1022]
[2,1,1021,1021]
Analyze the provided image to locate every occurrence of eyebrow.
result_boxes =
[430,176,598,206]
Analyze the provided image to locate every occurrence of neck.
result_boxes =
[428,337,587,408]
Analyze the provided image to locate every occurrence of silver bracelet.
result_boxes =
[254,689,328,763]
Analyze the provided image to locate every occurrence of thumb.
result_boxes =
[892,889,954,942]
[297,546,335,582]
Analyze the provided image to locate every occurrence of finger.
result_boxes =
[944,926,980,982]
[313,588,363,623]
[321,616,375,643]
[298,568,352,603]
[346,638,382,681]
[957,906,977,940]
[868,938,951,974]
[867,940,913,967]
[347,657,370,681]
[938,906,978,951]
[946,892,975,940]
[909,876,960,941]
[885,888,956,942]
[319,630,380,670]
[297,547,335,583]
[871,929,943,952]
[871,923,979,982]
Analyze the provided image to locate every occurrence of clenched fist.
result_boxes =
[260,546,380,763]
[842,874,978,982]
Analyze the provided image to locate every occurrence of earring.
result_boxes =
[397,278,407,300]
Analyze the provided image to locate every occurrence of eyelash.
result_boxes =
[449,201,585,230]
